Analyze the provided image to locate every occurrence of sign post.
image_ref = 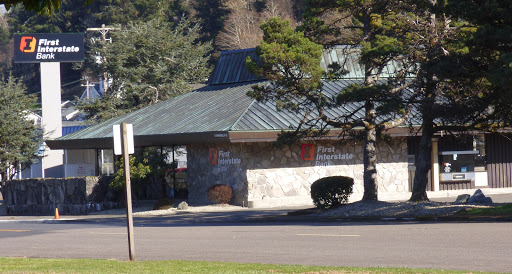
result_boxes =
[113,122,135,261]
[14,33,84,178]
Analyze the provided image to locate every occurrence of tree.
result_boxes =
[3,0,194,93]
[298,0,496,202]
[216,0,301,51]
[216,0,262,50]
[449,0,512,129]
[0,75,43,183]
[0,0,94,14]
[78,18,212,122]
[0,12,11,77]
[248,0,414,201]
[403,1,493,201]
[189,0,230,45]
[5,0,99,91]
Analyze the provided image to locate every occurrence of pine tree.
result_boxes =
[403,0,493,201]
[78,18,212,122]
[0,75,43,182]
[248,9,412,201]
[449,0,512,129]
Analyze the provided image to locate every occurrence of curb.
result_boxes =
[1,213,511,224]
[264,214,512,223]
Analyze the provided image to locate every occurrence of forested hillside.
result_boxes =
[0,0,304,98]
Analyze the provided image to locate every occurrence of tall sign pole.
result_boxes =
[113,122,135,261]
[14,33,84,178]
[40,62,62,177]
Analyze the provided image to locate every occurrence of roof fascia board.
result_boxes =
[47,131,233,150]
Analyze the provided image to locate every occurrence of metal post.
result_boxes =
[172,145,176,197]
[121,122,135,261]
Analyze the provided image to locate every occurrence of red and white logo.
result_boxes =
[300,144,315,161]
[209,148,218,165]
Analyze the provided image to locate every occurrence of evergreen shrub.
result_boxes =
[310,176,354,209]
[207,184,233,204]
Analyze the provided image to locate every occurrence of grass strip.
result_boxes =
[456,203,512,216]
[0,257,488,273]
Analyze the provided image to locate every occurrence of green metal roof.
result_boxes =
[207,46,406,85]
[48,82,261,149]
[47,47,416,150]
[208,48,262,85]
[320,45,413,79]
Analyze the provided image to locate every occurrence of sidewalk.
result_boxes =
[1,192,511,224]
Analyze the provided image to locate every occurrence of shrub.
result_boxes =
[310,176,354,209]
[207,184,233,204]
[153,197,174,210]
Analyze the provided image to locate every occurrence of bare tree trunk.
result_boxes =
[410,2,443,201]
[362,100,378,201]
[0,170,6,197]
[410,118,433,201]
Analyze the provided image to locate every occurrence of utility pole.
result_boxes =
[81,76,94,100]
[86,24,118,95]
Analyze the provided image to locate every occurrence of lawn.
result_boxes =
[0,258,490,273]
[456,203,512,216]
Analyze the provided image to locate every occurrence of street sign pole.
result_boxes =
[121,122,135,261]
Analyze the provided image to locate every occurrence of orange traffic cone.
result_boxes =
[55,208,60,219]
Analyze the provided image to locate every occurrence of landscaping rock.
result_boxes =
[177,201,189,210]
[455,194,471,204]
[468,189,493,204]
[481,197,494,204]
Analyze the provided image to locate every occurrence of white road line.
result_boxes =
[89,232,126,235]
[297,234,360,237]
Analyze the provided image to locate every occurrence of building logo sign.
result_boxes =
[209,148,218,165]
[300,144,315,160]
[301,144,354,166]
[14,33,84,63]
[209,148,241,171]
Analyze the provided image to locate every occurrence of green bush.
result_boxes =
[110,148,174,200]
[207,184,233,204]
[111,155,151,191]
[310,176,354,209]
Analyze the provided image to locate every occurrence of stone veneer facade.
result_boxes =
[187,137,409,208]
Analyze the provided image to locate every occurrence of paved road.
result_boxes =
[1,220,511,273]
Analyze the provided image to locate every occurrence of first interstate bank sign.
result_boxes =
[14,33,84,63]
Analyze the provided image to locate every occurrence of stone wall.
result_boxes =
[245,139,408,207]
[187,143,248,206]
[2,177,116,215]
[187,138,409,208]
